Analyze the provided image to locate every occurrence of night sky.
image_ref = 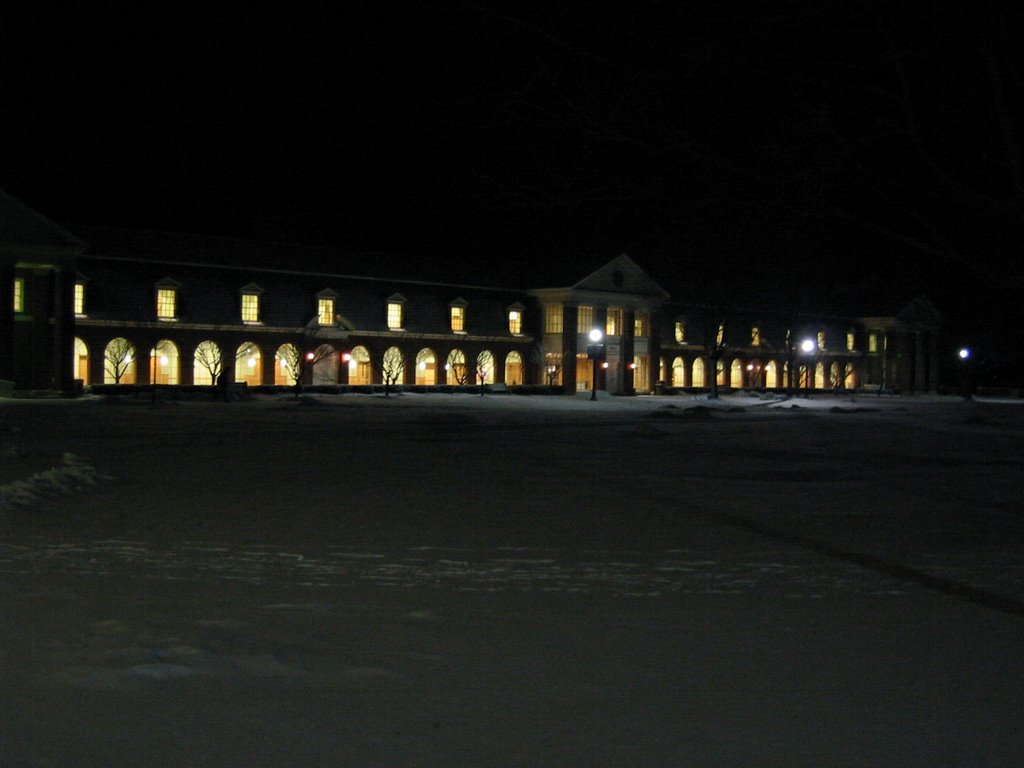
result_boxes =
[3,4,1023,335]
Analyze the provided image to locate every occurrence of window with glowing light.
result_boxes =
[605,308,622,336]
[150,339,179,385]
[692,358,706,387]
[349,345,372,385]
[544,305,563,334]
[73,337,90,384]
[415,348,436,385]
[476,350,495,384]
[508,310,522,335]
[716,325,725,347]
[318,298,335,326]
[450,305,465,333]
[241,292,260,323]
[751,327,761,347]
[446,349,467,384]
[671,356,685,387]
[505,351,523,385]
[193,340,223,385]
[868,333,879,353]
[674,321,685,343]
[634,311,649,337]
[817,331,826,350]
[12,277,25,313]
[74,282,86,315]
[235,342,262,386]
[103,337,136,384]
[387,302,404,330]
[577,305,593,333]
[847,331,856,351]
[156,288,176,320]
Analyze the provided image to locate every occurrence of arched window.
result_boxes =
[844,363,856,389]
[764,360,778,389]
[312,344,338,385]
[691,357,707,388]
[730,359,744,388]
[235,342,262,386]
[150,340,180,385]
[671,356,685,387]
[275,343,299,386]
[476,350,495,384]
[446,349,467,385]
[103,337,136,384]
[815,361,826,389]
[193,340,223,385]
[382,346,405,387]
[348,345,371,385]
[73,337,90,384]
[415,348,436,385]
[504,351,523,385]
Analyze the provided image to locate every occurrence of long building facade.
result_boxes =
[2,190,942,396]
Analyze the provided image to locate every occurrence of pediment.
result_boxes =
[572,254,669,298]
[896,295,942,329]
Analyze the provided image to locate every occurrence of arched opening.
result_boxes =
[764,360,778,389]
[348,345,371,385]
[691,357,707,388]
[73,337,89,384]
[575,353,593,392]
[446,349,467,385]
[730,359,744,388]
[716,359,727,387]
[235,342,262,386]
[671,356,685,387]
[275,343,299,386]
[504,351,523,386]
[150,339,179,384]
[476,350,495,384]
[415,348,436,385]
[844,362,856,389]
[103,337,136,384]
[815,361,826,389]
[312,344,338,385]
[830,361,841,390]
[193,340,223,386]
[382,346,404,387]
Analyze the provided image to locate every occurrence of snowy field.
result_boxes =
[2,391,1023,767]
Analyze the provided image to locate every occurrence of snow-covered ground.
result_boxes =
[2,392,1023,767]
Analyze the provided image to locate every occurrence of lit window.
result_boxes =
[74,283,86,315]
[817,331,826,350]
[751,327,761,347]
[388,302,404,330]
[450,305,465,332]
[577,305,593,332]
[606,308,622,336]
[868,333,879,353]
[634,311,649,337]
[318,298,334,325]
[156,288,177,320]
[241,293,260,323]
[847,331,856,351]
[674,321,685,343]
[544,305,563,334]
[13,277,25,313]
[716,324,725,347]
[508,310,522,335]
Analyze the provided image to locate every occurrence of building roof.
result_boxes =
[0,186,86,256]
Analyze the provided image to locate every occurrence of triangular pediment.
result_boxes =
[896,295,942,329]
[572,254,669,298]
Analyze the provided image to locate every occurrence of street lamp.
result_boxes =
[958,347,972,399]
[587,328,605,401]
[800,339,816,393]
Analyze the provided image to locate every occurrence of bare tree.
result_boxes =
[278,318,349,398]
[381,346,404,397]
[104,337,135,384]
[193,340,225,385]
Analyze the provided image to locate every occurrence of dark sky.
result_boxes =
[3,3,1023,326]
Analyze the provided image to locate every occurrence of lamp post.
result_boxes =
[587,328,605,401]
[958,347,972,400]
[800,338,815,395]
